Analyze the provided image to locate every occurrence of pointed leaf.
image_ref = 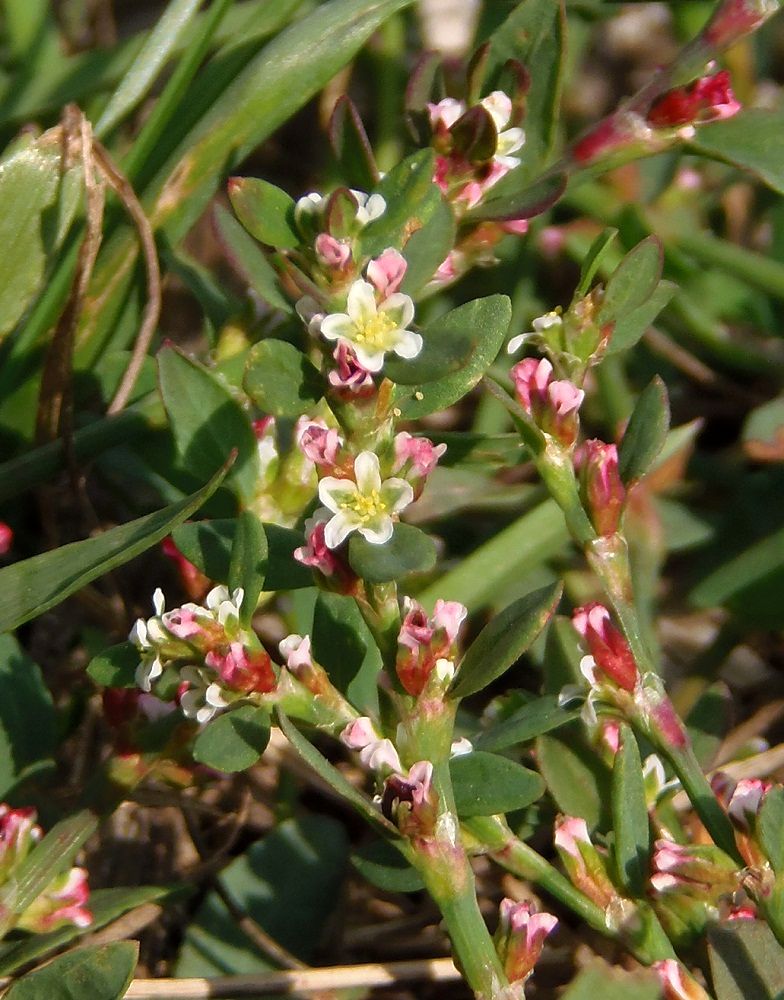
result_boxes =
[577,227,618,297]
[474,695,579,752]
[244,339,325,418]
[688,109,784,196]
[612,724,649,896]
[3,942,138,1000]
[0,463,227,633]
[193,705,271,773]
[450,751,545,817]
[227,177,299,249]
[276,709,398,836]
[0,636,55,798]
[537,728,612,831]
[357,149,439,259]
[158,347,260,503]
[214,204,293,313]
[597,236,663,326]
[87,642,139,690]
[449,582,562,699]
[351,838,423,892]
[708,921,784,1000]
[329,95,380,191]
[618,376,670,484]
[607,280,676,354]
[228,511,267,627]
[465,171,566,224]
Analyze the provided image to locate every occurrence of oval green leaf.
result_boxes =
[3,942,138,1000]
[597,236,663,326]
[193,705,271,773]
[228,176,300,249]
[449,582,562,699]
[450,751,545,817]
[244,339,325,418]
[617,376,670,485]
[474,695,579,752]
[87,642,140,689]
[347,523,437,583]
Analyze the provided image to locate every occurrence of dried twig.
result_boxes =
[122,957,461,998]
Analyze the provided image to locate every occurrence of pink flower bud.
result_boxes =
[500,218,530,236]
[647,71,741,128]
[367,248,407,299]
[0,805,40,881]
[652,960,712,1000]
[554,815,617,909]
[495,899,558,985]
[511,358,584,446]
[328,341,375,394]
[340,716,378,750]
[396,597,466,696]
[296,420,342,468]
[727,778,771,832]
[0,522,13,555]
[162,537,208,600]
[17,866,92,933]
[572,603,638,692]
[294,514,340,576]
[575,440,626,536]
[205,643,276,694]
[381,761,438,836]
[162,606,205,641]
[315,233,352,270]
[359,738,402,774]
[432,599,468,644]
[393,433,447,497]
[702,0,779,49]
[573,116,637,165]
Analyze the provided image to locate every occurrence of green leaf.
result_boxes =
[329,95,380,192]
[537,728,612,831]
[277,709,398,837]
[758,787,784,876]
[617,376,670,485]
[688,109,784,196]
[465,171,567,224]
[95,0,203,137]
[0,464,226,633]
[193,706,271,773]
[474,695,579,752]
[449,582,562,699]
[357,149,439,259]
[158,347,260,504]
[214,204,293,313]
[611,725,649,896]
[171,518,312,590]
[227,177,300,249]
[0,130,82,339]
[607,280,676,354]
[395,296,512,419]
[3,942,138,1000]
[576,228,618,297]
[450,751,545,817]
[561,963,660,1000]
[399,195,456,296]
[312,592,374,696]
[0,635,55,798]
[386,295,509,385]
[87,642,139,690]
[177,816,348,974]
[597,236,663,326]
[244,339,325,418]
[0,811,97,926]
[351,838,423,892]
[0,886,168,976]
[348,523,437,583]
[708,921,784,1000]
[228,511,267,627]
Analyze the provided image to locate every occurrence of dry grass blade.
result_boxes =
[122,957,461,998]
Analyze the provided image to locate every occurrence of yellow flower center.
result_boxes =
[342,489,386,523]
[354,310,397,347]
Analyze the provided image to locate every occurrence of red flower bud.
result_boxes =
[572,603,638,691]
[647,71,741,128]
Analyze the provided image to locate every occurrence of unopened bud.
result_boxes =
[494,898,558,985]
[511,358,583,447]
[572,603,638,692]
[701,0,780,49]
[652,959,713,1000]
[575,440,626,536]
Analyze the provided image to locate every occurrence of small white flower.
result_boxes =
[318,451,414,549]
[320,279,421,373]
[205,586,244,626]
[480,90,525,169]
[507,310,563,354]
[434,658,456,686]
[136,655,163,693]
[180,666,229,725]
[351,190,386,227]
[294,192,324,229]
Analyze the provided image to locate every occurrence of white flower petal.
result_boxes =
[380,478,414,514]
[364,193,386,222]
[206,683,229,708]
[129,619,148,648]
[481,91,513,131]
[391,330,423,360]
[506,332,528,354]
[346,279,378,325]
[351,343,385,372]
[323,510,360,549]
[497,127,525,156]
[380,292,415,329]
[320,313,355,343]
[152,588,165,616]
[354,451,382,494]
[358,518,394,545]
[318,476,359,513]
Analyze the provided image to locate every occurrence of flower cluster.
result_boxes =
[511,357,584,447]
[395,597,467,696]
[0,804,91,933]
[129,586,276,724]
[575,440,626,537]
[494,898,558,987]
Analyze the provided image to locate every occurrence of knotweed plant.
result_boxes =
[0,0,783,998]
